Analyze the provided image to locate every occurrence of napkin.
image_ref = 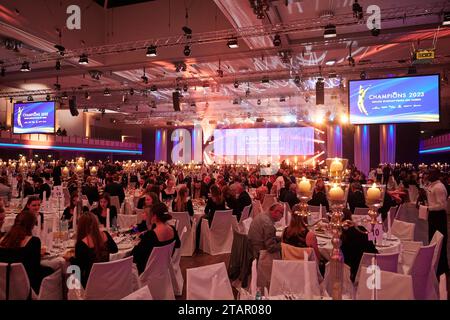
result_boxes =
[250,259,257,296]
[418,205,428,221]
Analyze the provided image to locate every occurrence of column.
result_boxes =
[155,128,168,162]
[192,125,203,163]
[354,125,370,175]
[379,124,396,164]
[327,125,343,158]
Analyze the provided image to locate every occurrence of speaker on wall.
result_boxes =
[69,96,79,116]
[315,80,324,105]
[172,91,180,111]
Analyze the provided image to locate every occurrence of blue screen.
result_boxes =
[13,101,56,134]
[348,75,440,124]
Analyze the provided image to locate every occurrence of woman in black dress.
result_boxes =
[90,193,117,228]
[132,202,180,274]
[62,193,78,228]
[172,186,194,216]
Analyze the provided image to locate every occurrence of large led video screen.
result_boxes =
[213,127,314,156]
[348,74,440,124]
[13,101,56,134]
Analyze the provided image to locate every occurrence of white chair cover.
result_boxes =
[430,231,444,274]
[261,194,277,213]
[355,252,399,284]
[408,186,419,204]
[400,241,424,274]
[391,219,415,241]
[171,211,195,256]
[240,217,253,235]
[199,209,233,255]
[354,207,369,215]
[85,256,134,300]
[439,274,447,300]
[110,196,121,215]
[117,214,139,228]
[269,260,321,298]
[139,242,176,300]
[239,205,252,223]
[122,285,153,300]
[251,200,263,218]
[257,250,280,289]
[170,227,187,296]
[407,243,437,300]
[356,267,414,300]
[0,263,31,300]
[37,269,63,300]
[186,262,234,300]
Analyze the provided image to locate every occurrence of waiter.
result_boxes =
[427,168,449,276]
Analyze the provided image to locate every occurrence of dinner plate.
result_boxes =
[118,243,134,250]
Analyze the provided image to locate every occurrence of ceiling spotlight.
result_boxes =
[146,45,157,57]
[183,45,191,57]
[150,85,157,91]
[217,69,224,78]
[294,75,301,85]
[233,98,239,105]
[54,44,65,56]
[27,95,33,101]
[261,76,270,84]
[135,105,139,112]
[84,91,91,100]
[227,38,239,48]
[103,88,111,96]
[141,75,148,84]
[353,0,363,20]
[257,99,261,105]
[182,26,192,37]
[55,60,61,70]
[1,67,5,77]
[324,25,337,38]
[183,84,188,92]
[61,92,68,99]
[46,94,51,101]
[272,34,281,47]
[20,61,30,72]
[325,59,336,66]
[443,12,450,26]
[116,106,120,112]
[279,97,286,102]
[129,88,134,95]
[371,27,380,36]
[348,56,355,67]
[234,81,239,88]
[78,53,89,65]
[360,71,366,79]
[151,101,157,109]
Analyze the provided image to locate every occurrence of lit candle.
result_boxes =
[298,177,311,194]
[62,166,69,177]
[76,157,85,167]
[366,183,381,202]
[330,158,343,173]
[75,165,84,174]
[329,184,345,201]
[90,166,98,176]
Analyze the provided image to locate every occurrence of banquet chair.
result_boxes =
[356,267,414,300]
[83,256,134,300]
[269,260,321,298]
[63,188,70,207]
[239,204,252,223]
[110,196,121,215]
[439,274,447,300]
[228,228,253,288]
[171,211,196,256]
[251,200,263,218]
[354,207,369,215]
[407,243,437,300]
[139,242,176,300]
[430,231,444,274]
[186,262,234,300]
[37,269,63,300]
[355,252,400,284]
[0,263,31,300]
[322,262,354,299]
[281,243,312,261]
[122,285,153,300]
[384,205,399,232]
[262,194,277,213]
[199,209,234,255]
[400,241,424,273]
[408,186,419,204]
[170,226,187,296]
[391,219,415,241]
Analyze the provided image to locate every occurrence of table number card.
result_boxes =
[53,186,64,199]
[368,224,384,243]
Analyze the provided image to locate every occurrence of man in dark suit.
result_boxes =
[347,182,367,213]
[34,177,51,200]
[281,183,300,210]
[104,176,125,204]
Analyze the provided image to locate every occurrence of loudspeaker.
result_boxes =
[172,91,180,111]
[69,96,79,116]
[315,81,324,105]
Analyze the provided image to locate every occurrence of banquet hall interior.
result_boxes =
[0,0,449,301]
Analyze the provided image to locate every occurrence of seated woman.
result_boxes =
[0,210,54,294]
[82,176,100,206]
[21,195,43,229]
[172,186,194,216]
[161,176,177,202]
[90,193,117,228]
[64,212,118,288]
[191,178,202,199]
[62,193,78,229]
[282,208,322,266]
[340,208,378,282]
[307,179,330,213]
[131,202,180,275]
[136,190,159,210]
[204,184,227,226]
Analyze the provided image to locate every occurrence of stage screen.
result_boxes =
[213,127,314,157]
[13,101,56,134]
[348,74,440,124]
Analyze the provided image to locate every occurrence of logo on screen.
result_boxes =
[17,107,24,128]
[357,85,370,116]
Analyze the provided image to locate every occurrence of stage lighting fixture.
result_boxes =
[442,12,450,26]
[182,26,192,37]
[103,88,111,96]
[85,91,91,100]
[27,95,33,101]
[54,44,65,56]
[116,106,120,112]
[294,75,301,85]
[55,60,61,70]
[150,85,157,91]
[360,71,366,79]
[272,34,281,47]
[135,105,139,111]
[348,56,355,67]
[141,75,149,84]
[46,94,51,101]
[325,60,336,66]
[371,27,380,36]
[257,99,261,105]
[261,76,269,83]
[234,81,239,88]
[78,53,89,65]
[233,98,239,105]
[129,88,134,95]
[1,67,5,77]
[61,92,68,99]
[227,38,239,48]
[20,61,30,72]
[183,84,188,92]
[352,0,363,20]
[279,97,286,102]
[323,25,336,38]
[146,45,157,57]
[217,69,224,78]
[183,45,191,56]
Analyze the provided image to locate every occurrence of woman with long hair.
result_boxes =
[90,193,117,228]
[161,175,177,201]
[172,185,194,216]
[136,191,159,210]
[62,193,78,228]
[204,184,226,226]
[65,212,118,287]
[132,202,180,274]
[0,210,53,293]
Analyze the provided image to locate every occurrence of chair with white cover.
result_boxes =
[322,262,354,299]
[122,285,153,300]
[170,227,187,296]
[269,260,321,298]
[355,252,399,284]
[171,211,195,256]
[261,194,277,213]
[239,204,252,223]
[0,263,31,300]
[408,186,419,204]
[407,243,437,300]
[110,196,121,215]
[429,231,444,274]
[251,200,263,218]
[354,207,369,215]
[37,269,63,300]
[439,274,447,300]
[400,241,424,273]
[391,219,415,241]
[186,262,234,300]
[63,188,70,207]
[139,242,176,300]
[356,267,414,300]
[84,256,134,300]
[281,243,313,261]
[200,209,233,255]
